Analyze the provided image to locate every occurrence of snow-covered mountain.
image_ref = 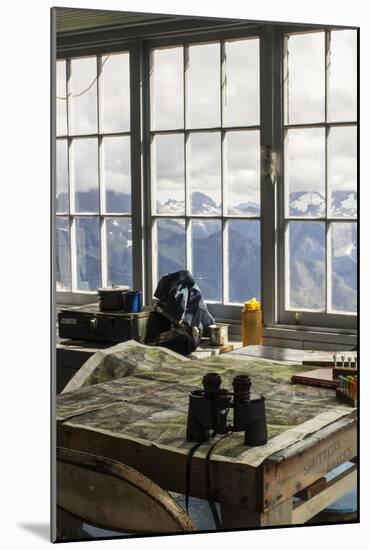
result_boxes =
[56,189,357,312]
[289,191,357,217]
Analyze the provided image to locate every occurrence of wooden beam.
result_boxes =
[263,414,357,511]
[57,423,259,509]
[292,467,357,524]
[220,498,293,528]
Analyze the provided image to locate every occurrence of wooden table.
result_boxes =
[56,342,357,529]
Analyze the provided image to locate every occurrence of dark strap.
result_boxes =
[205,433,232,529]
[185,441,205,515]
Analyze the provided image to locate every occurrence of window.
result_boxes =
[56,52,133,292]
[281,30,357,327]
[149,39,261,307]
[55,25,357,334]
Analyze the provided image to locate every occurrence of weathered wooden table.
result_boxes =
[56,342,357,529]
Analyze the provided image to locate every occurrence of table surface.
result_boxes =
[56,341,356,522]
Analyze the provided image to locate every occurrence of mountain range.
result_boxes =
[56,189,357,312]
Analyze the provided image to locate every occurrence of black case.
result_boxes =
[58,304,151,343]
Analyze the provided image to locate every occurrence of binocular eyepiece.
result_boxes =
[186,373,267,446]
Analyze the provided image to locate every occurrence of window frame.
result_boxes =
[54,22,358,339]
[277,28,358,331]
[55,45,145,300]
[144,30,264,320]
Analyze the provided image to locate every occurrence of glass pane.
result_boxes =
[75,217,101,290]
[56,60,67,136]
[156,219,186,282]
[287,221,325,311]
[71,138,99,213]
[328,30,357,122]
[101,136,131,214]
[106,218,132,288]
[151,47,183,131]
[330,222,357,313]
[152,134,185,215]
[100,53,130,133]
[56,217,71,290]
[284,33,325,124]
[191,220,222,301]
[56,139,69,213]
[328,126,357,218]
[224,38,260,127]
[69,57,97,135]
[228,220,260,303]
[186,43,220,129]
[224,130,260,216]
[286,128,325,217]
[188,133,221,215]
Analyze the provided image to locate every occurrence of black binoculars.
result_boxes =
[186,372,268,446]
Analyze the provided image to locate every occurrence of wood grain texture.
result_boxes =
[263,413,357,511]
[57,447,195,536]
[292,467,357,524]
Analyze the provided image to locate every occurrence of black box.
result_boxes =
[58,304,151,343]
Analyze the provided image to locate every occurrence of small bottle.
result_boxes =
[242,298,262,347]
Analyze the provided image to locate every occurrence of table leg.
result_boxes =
[220,499,293,529]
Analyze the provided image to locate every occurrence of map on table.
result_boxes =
[57,341,353,464]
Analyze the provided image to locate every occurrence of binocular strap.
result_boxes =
[205,432,232,530]
[185,440,205,516]
[185,432,232,530]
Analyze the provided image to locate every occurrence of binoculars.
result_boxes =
[186,372,268,446]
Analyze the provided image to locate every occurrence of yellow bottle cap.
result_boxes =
[244,297,261,311]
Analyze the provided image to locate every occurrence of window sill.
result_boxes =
[221,320,356,350]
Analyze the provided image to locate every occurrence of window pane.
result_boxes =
[224,38,259,127]
[106,218,132,288]
[152,134,185,215]
[56,139,69,213]
[69,57,97,135]
[328,126,357,218]
[151,47,183,131]
[71,138,99,213]
[75,217,101,290]
[56,60,67,136]
[287,221,325,311]
[330,223,357,313]
[191,220,222,301]
[188,133,221,215]
[101,136,131,214]
[186,43,220,129]
[156,219,186,282]
[224,130,260,216]
[56,217,71,290]
[328,30,357,122]
[284,33,325,124]
[286,128,325,217]
[228,220,260,304]
[100,53,130,133]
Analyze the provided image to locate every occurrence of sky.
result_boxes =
[56,30,357,216]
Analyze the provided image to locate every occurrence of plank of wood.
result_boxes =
[262,413,357,511]
[220,498,293,528]
[295,477,327,500]
[57,447,195,534]
[292,467,357,524]
[57,423,259,509]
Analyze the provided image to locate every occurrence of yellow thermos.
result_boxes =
[242,298,262,346]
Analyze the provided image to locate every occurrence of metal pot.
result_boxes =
[98,285,129,311]
[208,323,229,346]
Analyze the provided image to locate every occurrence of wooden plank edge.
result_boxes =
[292,467,357,524]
